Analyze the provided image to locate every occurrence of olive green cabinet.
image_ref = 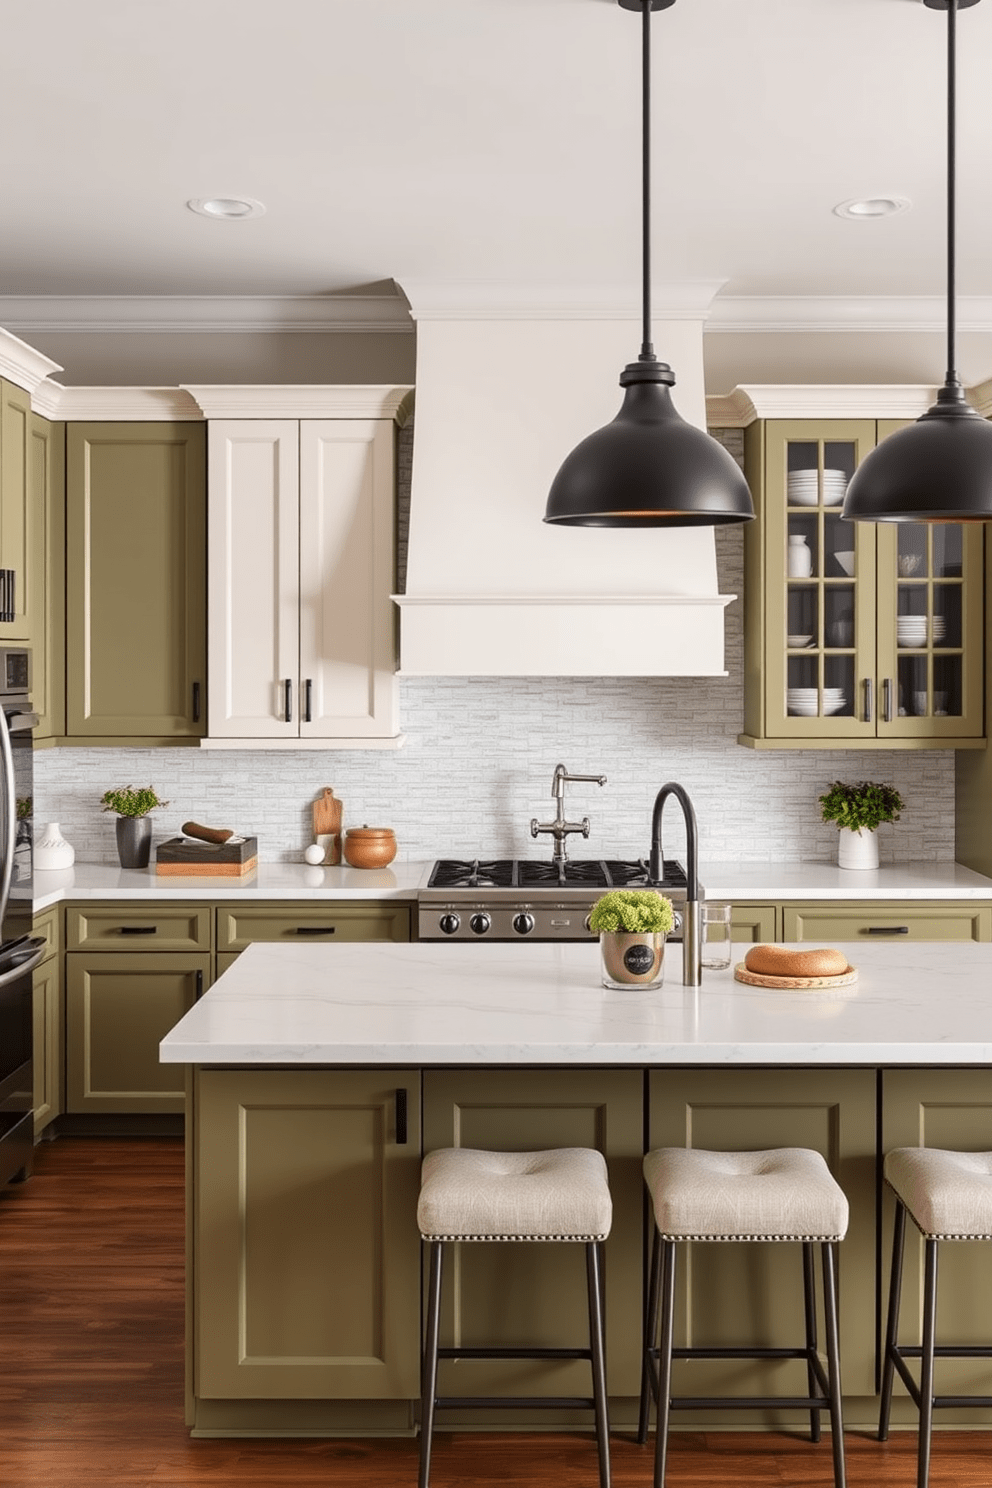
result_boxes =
[28,412,64,742]
[0,378,32,639]
[32,906,62,1136]
[216,900,411,957]
[194,1068,422,1405]
[741,419,984,748]
[422,1067,644,1402]
[65,422,206,742]
[881,1069,992,1422]
[784,900,992,943]
[648,1067,878,1408]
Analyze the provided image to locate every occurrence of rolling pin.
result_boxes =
[182,821,234,844]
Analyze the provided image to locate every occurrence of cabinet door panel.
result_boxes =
[216,901,410,951]
[730,903,778,943]
[65,952,210,1113]
[882,1070,992,1415]
[0,379,31,638]
[28,413,64,740]
[648,1067,877,1402]
[66,423,206,737]
[207,420,299,738]
[195,1068,421,1399]
[299,420,398,739]
[423,1068,644,1397]
[32,956,62,1136]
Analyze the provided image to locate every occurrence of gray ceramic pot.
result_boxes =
[116,815,152,869]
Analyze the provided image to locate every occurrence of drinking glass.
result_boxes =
[701,902,732,970]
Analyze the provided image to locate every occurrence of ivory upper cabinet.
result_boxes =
[740,416,984,748]
[65,423,206,741]
[205,404,402,745]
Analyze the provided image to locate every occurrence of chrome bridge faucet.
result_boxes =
[649,781,702,987]
[531,762,607,866]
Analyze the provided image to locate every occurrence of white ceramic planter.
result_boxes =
[837,826,879,871]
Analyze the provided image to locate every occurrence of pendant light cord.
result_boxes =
[946,0,959,387]
[640,0,654,361]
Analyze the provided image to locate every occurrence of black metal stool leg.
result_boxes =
[917,1238,939,1488]
[802,1240,822,1443]
[419,1240,444,1488]
[638,1226,663,1444]
[586,1241,611,1488]
[879,1199,907,1442]
[821,1241,846,1488]
[653,1240,677,1488]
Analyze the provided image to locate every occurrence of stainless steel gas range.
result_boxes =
[418,857,697,941]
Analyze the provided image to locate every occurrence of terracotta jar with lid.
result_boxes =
[343,826,397,869]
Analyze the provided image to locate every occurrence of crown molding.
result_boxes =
[32,385,204,420]
[398,279,727,321]
[969,377,992,418]
[0,294,414,334]
[707,294,992,334]
[706,383,942,426]
[181,384,414,419]
[0,327,62,394]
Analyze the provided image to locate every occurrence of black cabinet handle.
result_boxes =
[120,925,158,935]
[882,676,893,724]
[284,678,293,723]
[396,1088,408,1145]
[863,925,910,935]
[294,926,336,936]
[192,680,201,723]
[195,969,204,999]
[864,677,873,724]
[304,678,312,724]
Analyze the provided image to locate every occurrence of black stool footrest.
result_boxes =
[672,1395,831,1411]
[436,1395,597,1410]
[438,1346,591,1361]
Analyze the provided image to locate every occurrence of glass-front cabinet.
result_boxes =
[741,418,984,749]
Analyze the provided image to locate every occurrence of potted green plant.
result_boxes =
[588,888,674,989]
[101,785,169,869]
[818,780,904,871]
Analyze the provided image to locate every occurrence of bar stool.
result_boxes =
[879,1148,992,1488]
[638,1147,849,1488]
[417,1146,612,1488]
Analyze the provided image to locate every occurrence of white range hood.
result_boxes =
[394,282,737,678]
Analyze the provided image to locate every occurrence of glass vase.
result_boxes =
[600,931,665,990]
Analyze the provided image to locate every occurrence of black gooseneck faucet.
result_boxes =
[649,781,701,986]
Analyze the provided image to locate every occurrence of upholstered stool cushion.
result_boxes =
[643,1147,849,1242]
[885,1147,992,1240]
[418,1147,612,1242]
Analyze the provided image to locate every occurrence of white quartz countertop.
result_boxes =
[32,859,429,909]
[33,858,992,911]
[160,938,992,1067]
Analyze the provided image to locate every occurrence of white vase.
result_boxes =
[35,821,75,870]
[787,535,813,577]
[837,827,878,871]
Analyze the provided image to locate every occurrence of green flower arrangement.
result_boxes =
[818,780,904,834]
[588,889,674,935]
[100,785,169,819]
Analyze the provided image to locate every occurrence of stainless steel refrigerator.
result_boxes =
[0,648,47,1188]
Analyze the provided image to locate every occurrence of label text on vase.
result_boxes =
[623,943,656,975]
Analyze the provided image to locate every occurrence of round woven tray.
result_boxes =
[733,962,858,990]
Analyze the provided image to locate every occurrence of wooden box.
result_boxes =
[156,836,258,877]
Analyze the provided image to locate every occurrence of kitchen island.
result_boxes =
[161,939,992,1438]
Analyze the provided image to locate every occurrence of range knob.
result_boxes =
[469,912,492,936]
[584,914,593,932]
[438,913,460,936]
[513,912,536,936]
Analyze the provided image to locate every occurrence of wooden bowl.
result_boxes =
[343,826,397,869]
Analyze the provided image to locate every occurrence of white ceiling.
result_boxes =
[4,0,992,384]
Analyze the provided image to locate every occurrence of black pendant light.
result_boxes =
[543,0,754,528]
[843,0,992,523]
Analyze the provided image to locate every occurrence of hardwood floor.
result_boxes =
[0,1136,989,1486]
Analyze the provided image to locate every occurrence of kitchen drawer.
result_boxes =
[32,906,61,964]
[216,901,411,952]
[783,900,992,944]
[66,903,212,952]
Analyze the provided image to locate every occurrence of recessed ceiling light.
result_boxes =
[833,196,911,220]
[187,197,266,220]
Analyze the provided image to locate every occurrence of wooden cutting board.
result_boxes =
[734,962,858,990]
[312,788,342,864]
